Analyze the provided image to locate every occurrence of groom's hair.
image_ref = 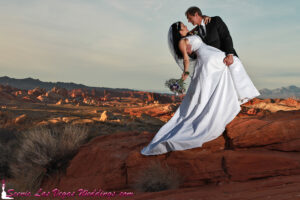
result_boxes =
[185,6,202,17]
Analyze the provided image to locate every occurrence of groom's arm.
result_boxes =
[214,16,235,56]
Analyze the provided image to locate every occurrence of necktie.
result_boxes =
[199,25,206,38]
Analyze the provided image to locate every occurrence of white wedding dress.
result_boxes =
[141,35,260,156]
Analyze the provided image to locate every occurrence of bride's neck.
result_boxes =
[180,32,188,37]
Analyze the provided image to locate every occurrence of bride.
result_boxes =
[140,21,260,156]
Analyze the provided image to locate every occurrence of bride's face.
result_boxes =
[179,23,189,36]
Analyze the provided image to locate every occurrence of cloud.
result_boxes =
[0,0,299,91]
[103,0,166,20]
[0,0,149,68]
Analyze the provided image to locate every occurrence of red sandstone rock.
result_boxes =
[227,110,300,148]
[28,87,45,96]
[0,91,15,100]
[0,85,14,93]
[263,98,275,103]
[14,114,27,124]
[22,95,36,102]
[246,108,259,115]
[37,95,49,103]
[56,99,64,105]
[13,90,26,97]
[69,88,89,98]
[45,91,63,101]
[224,149,300,181]
[40,109,300,196]
[1,84,298,198]
[279,98,299,107]
[242,98,264,106]
[131,175,300,200]
[123,104,175,122]
[274,98,282,103]
[51,87,68,98]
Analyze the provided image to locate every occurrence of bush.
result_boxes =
[10,124,89,192]
[0,128,18,179]
[133,160,183,192]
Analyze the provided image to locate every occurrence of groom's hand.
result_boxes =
[223,54,234,66]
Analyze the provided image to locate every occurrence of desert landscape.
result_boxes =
[0,82,300,200]
[1,0,300,199]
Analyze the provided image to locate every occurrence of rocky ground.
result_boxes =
[1,85,300,200]
[38,110,300,200]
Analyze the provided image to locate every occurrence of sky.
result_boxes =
[0,0,299,93]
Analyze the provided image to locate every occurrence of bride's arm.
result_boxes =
[178,39,190,72]
[203,15,211,24]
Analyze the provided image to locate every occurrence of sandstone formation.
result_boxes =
[1,83,300,199]
[40,109,300,199]
[13,114,27,124]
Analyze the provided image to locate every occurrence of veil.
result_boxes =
[167,26,197,78]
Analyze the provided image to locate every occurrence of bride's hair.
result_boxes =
[168,22,197,78]
[171,21,184,58]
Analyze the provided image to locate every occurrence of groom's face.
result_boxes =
[186,13,201,26]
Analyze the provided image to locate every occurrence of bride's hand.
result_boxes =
[203,15,211,25]
[181,73,188,81]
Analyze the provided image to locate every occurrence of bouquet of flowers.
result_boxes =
[165,78,187,96]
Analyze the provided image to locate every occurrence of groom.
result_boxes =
[185,6,238,66]
[186,6,237,149]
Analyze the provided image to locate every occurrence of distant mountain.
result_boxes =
[259,85,300,99]
[1,76,299,98]
[0,76,154,93]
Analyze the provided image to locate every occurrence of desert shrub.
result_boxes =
[0,128,18,179]
[132,160,183,192]
[0,111,14,128]
[10,124,89,192]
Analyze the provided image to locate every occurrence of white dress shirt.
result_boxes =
[200,19,206,35]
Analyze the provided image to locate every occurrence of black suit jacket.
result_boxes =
[193,16,238,57]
